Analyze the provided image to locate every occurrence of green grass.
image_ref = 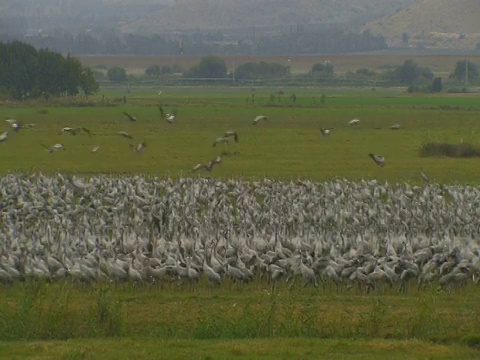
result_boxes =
[1,88,480,183]
[2,87,480,357]
[2,338,479,359]
[0,281,480,358]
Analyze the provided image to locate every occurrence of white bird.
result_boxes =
[320,128,333,137]
[117,131,133,139]
[348,118,360,126]
[122,111,137,122]
[60,127,75,134]
[165,113,176,123]
[192,156,222,172]
[60,127,91,136]
[42,143,65,153]
[131,142,147,152]
[5,119,16,125]
[224,130,239,142]
[368,153,385,167]
[420,171,429,183]
[389,124,401,130]
[158,105,176,123]
[213,137,229,147]
[91,145,101,153]
[10,122,21,131]
[253,115,267,125]
[0,132,8,142]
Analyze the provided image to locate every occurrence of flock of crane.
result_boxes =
[0,173,479,292]
[1,110,395,169]
[2,100,476,292]
[0,105,176,154]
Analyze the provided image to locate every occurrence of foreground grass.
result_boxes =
[1,88,480,183]
[2,338,479,360]
[1,280,480,358]
[1,281,480,340]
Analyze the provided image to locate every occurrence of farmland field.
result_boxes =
[2,87,480,183]
[2,84,480,359]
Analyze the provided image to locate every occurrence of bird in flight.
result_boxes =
[0,132,8,142]
[348,118,360,126]
[420,171,429,183]
[368,153,385,167]
[213,137,229,147]
[224,130,239,143]
[320,128,333,137]
[253,115,267,125]
[60,127,91,136]
[122,111,137,122]
[389,124,401,130]
[158,105,176,123]
[42,143,65,153]
[131,142,147,152]
[192,156,222,172]
[117,131,133,139]
[91,145,101,153]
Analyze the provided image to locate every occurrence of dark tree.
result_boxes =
[431,77,443,92]
[80,67,99,96]
[107,66,127,82]
[450,60,479,83]
[145,65,161,77]
[0,40,98,99]
[311,61,334,78]
[186,56,227,78]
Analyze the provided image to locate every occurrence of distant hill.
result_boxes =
[118,0,417,34]
[363,0,480,50]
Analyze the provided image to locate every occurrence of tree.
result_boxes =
[145,65,161,77]
[450,60,479,83]
[107,66,127,82]
[311,61,334,78]
[431,77,443,93]
[0,40,98,99]
[390,60,433,84]
[80,67,99,96]
[186,56,227,78]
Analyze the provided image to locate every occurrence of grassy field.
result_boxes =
[0,281,480,359]
[2,86,480,358]
[2,87,480,184]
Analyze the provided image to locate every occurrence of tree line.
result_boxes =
[6,29,388,56]
[0,41,98,100]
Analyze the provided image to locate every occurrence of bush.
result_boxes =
[107,66,127,82]
[145,65,161,77]
[186,56,227,78]
[420,142,480,158]
[430,77,443,92]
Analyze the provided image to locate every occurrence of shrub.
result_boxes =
[420,142,480,158]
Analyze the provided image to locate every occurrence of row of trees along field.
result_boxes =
[0,41,98,100]
[131,56,479,92]
[5,29,387,56]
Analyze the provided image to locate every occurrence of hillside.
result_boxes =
[118,0,417,34]
[363,0,480,50]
